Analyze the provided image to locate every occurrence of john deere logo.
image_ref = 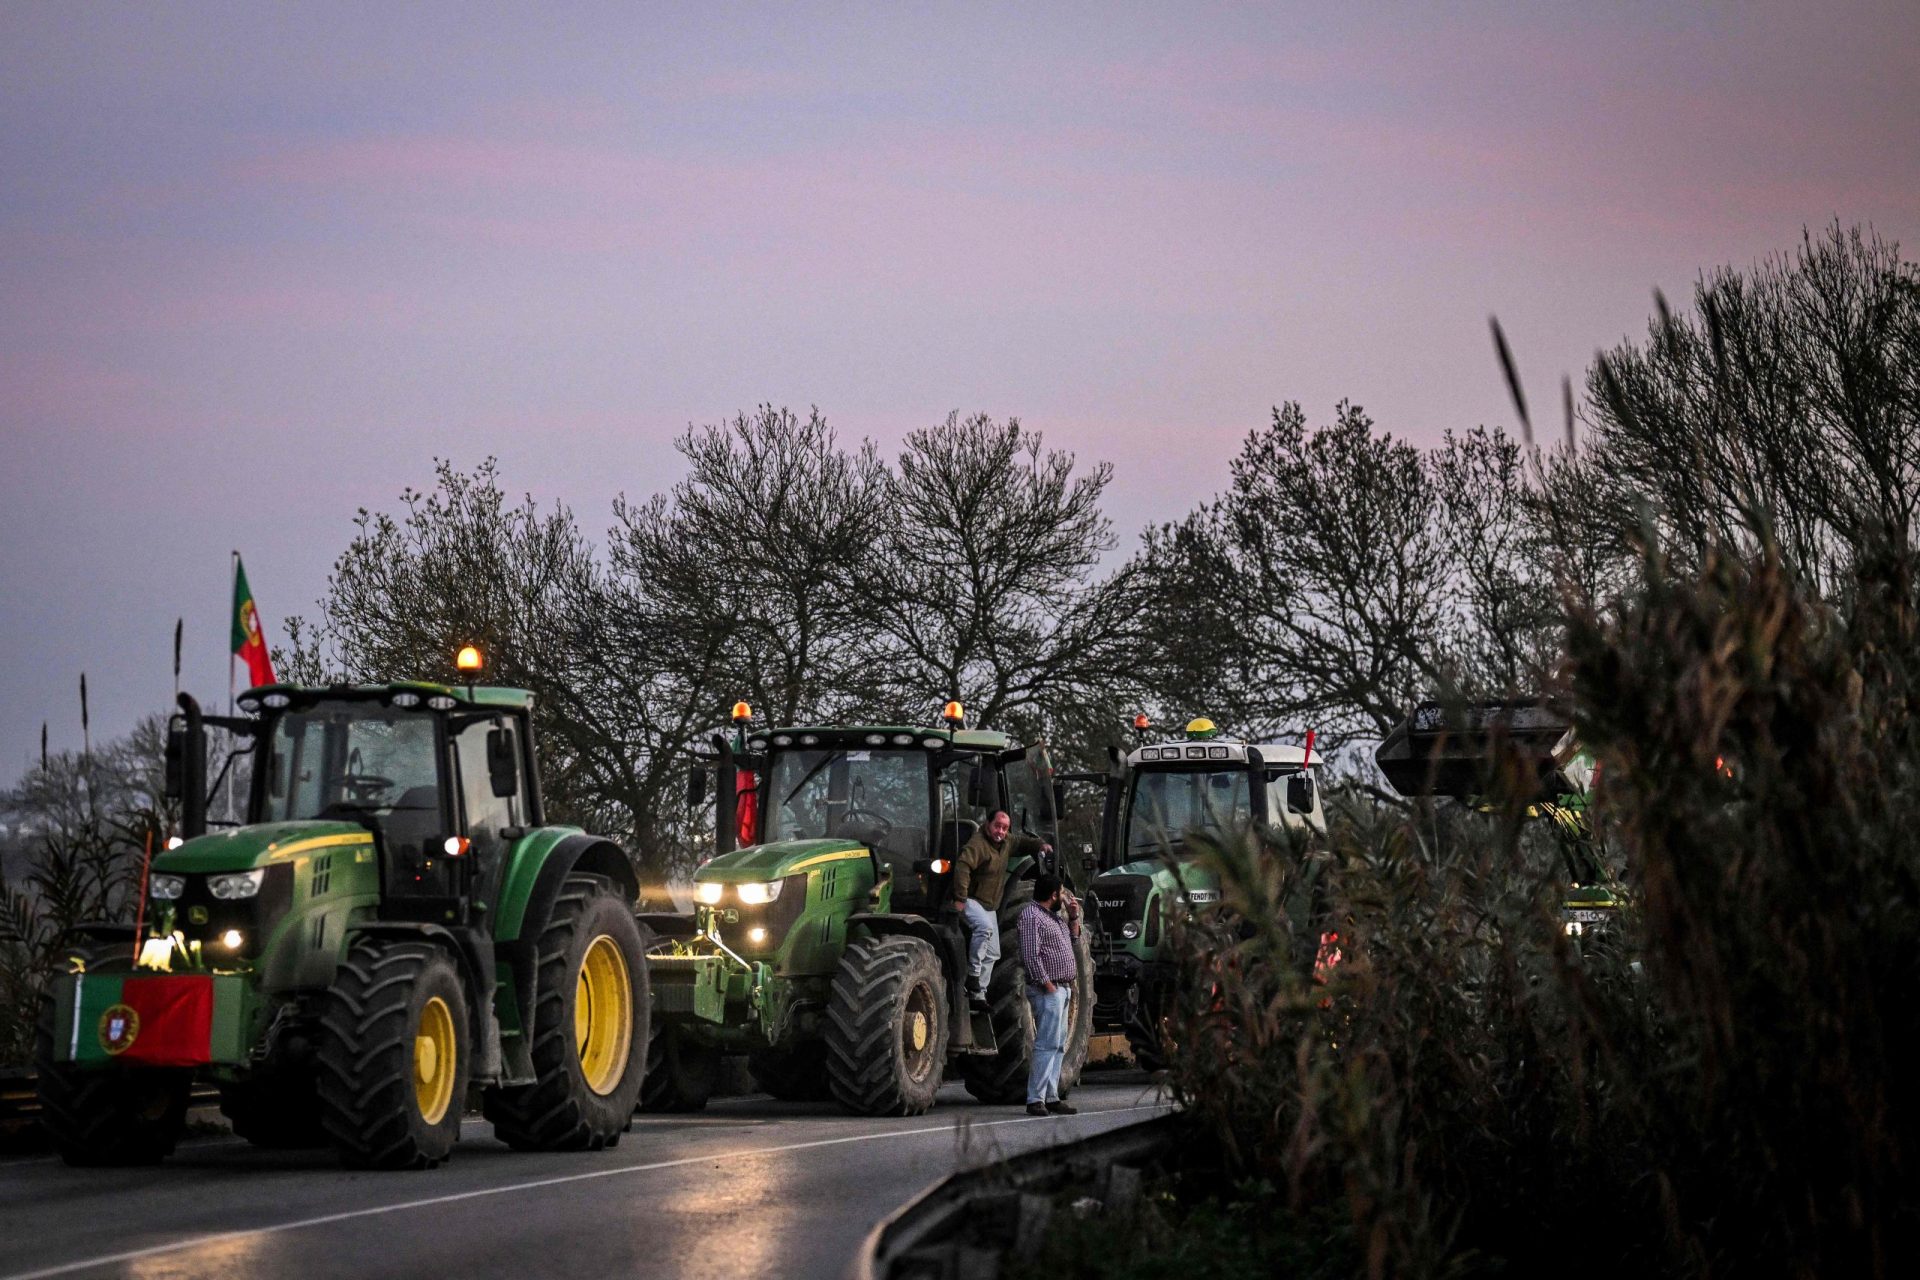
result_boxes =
[99,1004,140,1055]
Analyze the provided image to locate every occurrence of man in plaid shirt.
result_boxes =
[1016,872,1081,1115]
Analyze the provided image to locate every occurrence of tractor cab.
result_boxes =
[167,668,541,934]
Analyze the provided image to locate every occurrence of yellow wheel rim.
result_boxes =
[575,935,634,1096]
[908,1010,928,1053]
[413,996,457,1126]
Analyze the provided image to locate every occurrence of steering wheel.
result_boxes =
[839,805,894,842]
[338,773,396,804]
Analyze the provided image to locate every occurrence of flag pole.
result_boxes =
[227,550,238,823]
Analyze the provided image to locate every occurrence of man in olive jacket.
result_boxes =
[952,810,1050,1008]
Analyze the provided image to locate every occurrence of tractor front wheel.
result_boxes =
[315,939,469,1170]
[484,876,650,1150]
[825,936,948,1117]
[34,982,190,1167]
[638,1022,717,1112]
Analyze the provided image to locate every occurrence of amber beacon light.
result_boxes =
[455,645,484,673]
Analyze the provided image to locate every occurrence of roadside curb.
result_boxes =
[848,1109,1182,1280]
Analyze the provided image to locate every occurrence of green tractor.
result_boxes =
[1082,717,1326,1069]
[639,704,1095,1116]
[1373,698,1623,937]
[35,656,651,1169]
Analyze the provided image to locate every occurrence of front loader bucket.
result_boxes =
[1375,700,1587,802]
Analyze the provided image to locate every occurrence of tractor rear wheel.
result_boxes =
[747,1040,833,1102]
[315,939,469,1170]
[638,1022,717,1112]
[219,1067,326,1149]
[484,876,649,1151]
[825,935,948,1117]
[34,960,190,1166]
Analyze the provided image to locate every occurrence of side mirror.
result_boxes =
[1287,773,1315,815]
[486,728,520,799]
[687,765,708,807]
[164,725,187,802]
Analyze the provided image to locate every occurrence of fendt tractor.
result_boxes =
[1373,698,1622,937]
[35,649,652,1169]
[639,702,1095,1116]
[1083,717,1326,1069]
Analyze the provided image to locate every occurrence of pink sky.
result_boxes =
[2,1,1917,768]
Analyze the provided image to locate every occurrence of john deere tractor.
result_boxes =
[640,704,1094,1116]
[35,654,651,1168]
[1083,717,1325,1069]
[1374,699,1622,937]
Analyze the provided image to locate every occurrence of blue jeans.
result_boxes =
[1025,984,1070,1104]
[960,898,1000,987]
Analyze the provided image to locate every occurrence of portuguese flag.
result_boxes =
[232,555,275,687]
[63,974,234,1067]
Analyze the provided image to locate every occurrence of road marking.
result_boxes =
[1,1102,1172,1280]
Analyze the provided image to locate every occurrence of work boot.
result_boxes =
[966,976,987,1010]
[1046,1101,1078,1116]
[1025,1102,1048,1117]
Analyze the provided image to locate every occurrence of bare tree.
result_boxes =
[872,413,1148,750]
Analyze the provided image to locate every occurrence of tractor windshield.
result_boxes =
[764,747,931,869]
[259,701,444,854]
[1126,767,1253,854]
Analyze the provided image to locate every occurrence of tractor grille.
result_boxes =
[173,864,295,963]
[1089,874,1151,938]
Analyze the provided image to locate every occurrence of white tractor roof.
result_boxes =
[1128,739,1318,768]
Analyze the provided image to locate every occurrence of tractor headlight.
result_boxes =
[1120,921,1141,939]
[150,874,187,900]
[694,881,725,905]
[736,881,782,905]
[208,869,266,900]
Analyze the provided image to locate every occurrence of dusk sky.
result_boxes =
[4,1,1917,772]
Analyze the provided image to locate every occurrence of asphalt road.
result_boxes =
[0,1073,1168,1280]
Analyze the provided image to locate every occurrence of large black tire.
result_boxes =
[747,1039,833,1102]
[220,1067,327,1149]
[961,905,1095,1103]
[638,1021,717,1112]
[1122,983,1168,1072]
[483,877,650,1151]
[34,963,191,1167]
[825,936,948,1117]
[315,939,469,1170]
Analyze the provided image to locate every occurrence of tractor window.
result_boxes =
[452,716,523,907]
[1126,768,1253,854]
[260,703,444,856]
[764,748,930,872]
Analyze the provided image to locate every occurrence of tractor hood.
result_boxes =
[696,836,872,881]
[156,821,375,875]
[1098,856,1192,882]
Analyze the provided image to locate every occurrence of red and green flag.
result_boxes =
[232,556,275,688]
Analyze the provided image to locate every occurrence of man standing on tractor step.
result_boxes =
[953,809,1050,1009]
[1018,872,1081,1115]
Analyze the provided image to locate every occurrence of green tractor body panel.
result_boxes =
[491,825,589,943]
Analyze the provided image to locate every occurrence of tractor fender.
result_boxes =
[493,832,640,1074]
[637,911,697,942]
[343,920,503,1082]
